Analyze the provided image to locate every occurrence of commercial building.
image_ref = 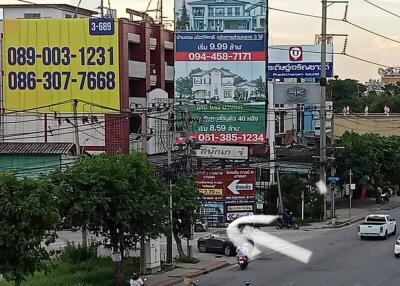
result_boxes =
[0,4,174,157]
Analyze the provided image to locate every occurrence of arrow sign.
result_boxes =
[227,180,254,195]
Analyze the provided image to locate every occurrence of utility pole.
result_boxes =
[166,112,173,265]
[320,0,328,221]
[141,109,147,153]
[72,99,86,248]
[100,0,104,17]
[349,169,353,219]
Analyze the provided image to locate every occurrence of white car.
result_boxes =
[358,214,396,240]
[394,236,400,257]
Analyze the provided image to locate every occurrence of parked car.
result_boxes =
[394,236,400,257]
[194,220,208,232]
[197,231,237,256]
[358,214,396,240]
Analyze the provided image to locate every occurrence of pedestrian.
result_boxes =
[130,272,144,286]
[364,105,369,116]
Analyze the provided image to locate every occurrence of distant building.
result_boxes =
[365,79,384,94]
[378,67,400,85]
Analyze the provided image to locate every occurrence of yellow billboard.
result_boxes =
[3,18,120,113]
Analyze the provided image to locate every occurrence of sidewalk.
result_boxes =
[305,196,400,229]
[145,258,229,286]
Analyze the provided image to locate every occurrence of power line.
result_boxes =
[362,0,400,19]
[269,5,400,46]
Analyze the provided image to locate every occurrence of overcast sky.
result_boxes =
[3,0,400,82]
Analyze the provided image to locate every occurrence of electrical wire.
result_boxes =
[362,0,400,19]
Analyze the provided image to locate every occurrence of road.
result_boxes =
[196,208,400,286]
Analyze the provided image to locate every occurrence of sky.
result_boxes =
[3,0,400,82]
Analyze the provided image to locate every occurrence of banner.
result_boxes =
[268,45,334,78]
[273,83,321,104]
[175,0,267,145]
[3,18,120,113]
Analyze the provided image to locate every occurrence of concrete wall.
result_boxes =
[334,114,400,137]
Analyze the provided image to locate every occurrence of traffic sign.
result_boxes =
[327,176,339,182]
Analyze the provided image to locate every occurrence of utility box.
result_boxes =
[145,238,161,273]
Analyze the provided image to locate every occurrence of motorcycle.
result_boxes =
[380,192,390,203]
[237,256,249,270]
[275,216,299,230]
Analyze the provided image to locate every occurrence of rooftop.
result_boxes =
[0,142,76,155]
[0,3,98,16]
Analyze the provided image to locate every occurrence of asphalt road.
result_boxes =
[196,208,400,286]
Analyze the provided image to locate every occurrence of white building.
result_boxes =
[192,68,236,101]
[186,0,263,32]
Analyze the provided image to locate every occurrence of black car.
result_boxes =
[197,231,236,256]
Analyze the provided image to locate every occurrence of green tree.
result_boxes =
[57,153,168,284]
[175,77,193,99]
[171,177,201,258]
[252,76,265,97]
[234,75,246,86]
[0,173,60,286]
[176,0,189,31]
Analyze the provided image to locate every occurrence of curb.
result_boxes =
[148,261,230,286]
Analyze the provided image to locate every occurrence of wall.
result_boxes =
[0,154,60,177]
[334,114,400,137]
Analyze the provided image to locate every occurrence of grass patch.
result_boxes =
[0,246,140,286]
[174,256,200,264]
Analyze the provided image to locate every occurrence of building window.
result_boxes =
[65,14,72,18]
[224,90,232,98]
[235,7,240,16]
[275,111,285,134]
[193,7,204,17]
[227,8,233,16]
[209,8,214,16]
[194,78,202,85]
[216,8,224,16]
[24,13,41,19]
[214,88,218,96]
[204,78,211,84]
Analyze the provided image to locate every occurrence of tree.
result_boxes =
[0,173,60,286]
[234,75,246,86]
[171,177,201,258]
[176,0,189,31]
[175,77,193,99]
[252,76,265,97]
[56,153,168,285]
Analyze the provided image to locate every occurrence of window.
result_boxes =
[65,14,72,18]
[209,8,214,16]
[193,7,204,17]
[275,111,285,134]
[216,8,224,16]
[235,7,240,16]
[24,13,41,19]
[224,90,232,98]
[214,88,218,96]
[204,78,211,84]
[194,78,202,85]
[227,8,233,16]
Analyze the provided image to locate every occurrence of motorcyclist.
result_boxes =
[130,272,144,286]
[282,209,291,225]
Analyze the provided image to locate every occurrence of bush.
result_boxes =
[174,256,200,264]
[60,242,97,263]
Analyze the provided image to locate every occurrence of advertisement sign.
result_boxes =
[226,212,254,222]
[193,145,248,160]
[268,45,333,78]
[3,19,120,113]
[226,204,254,212]
[175,0,267,145]
[201,202,224,225]
[175,33,266,144]
[273,83,321,104]
[195,168,256,199]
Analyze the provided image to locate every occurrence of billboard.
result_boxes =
[195,168,256,200]
[273,83,321,104]
[3,18,120,113]
[175,0,267,145]
[193,144,249,160]
[268,45,334,78]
